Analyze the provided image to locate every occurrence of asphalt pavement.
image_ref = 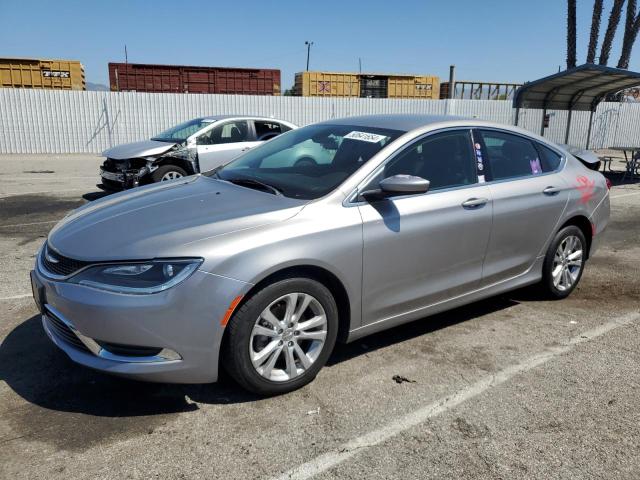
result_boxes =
[1,154,639,479]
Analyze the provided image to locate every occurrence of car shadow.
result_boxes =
[603,169,639,186]
[328,295,518,366]
[82,190,114,202]
[0,294,520,419]
[0,315,261,420]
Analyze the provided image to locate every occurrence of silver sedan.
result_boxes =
[31,115,610,395]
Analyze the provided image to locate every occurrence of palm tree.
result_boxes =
[617,0,640,68]
[600,0,626,65]
[567,0,577,68]
[587,0,604,63]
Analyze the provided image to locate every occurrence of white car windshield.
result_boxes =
[151,119,215,142]
[211,124,403,200]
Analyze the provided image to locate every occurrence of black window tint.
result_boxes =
[383,130,476,191]
[479,130,543,180]
[536,143,562,171]
[255,121,282,140]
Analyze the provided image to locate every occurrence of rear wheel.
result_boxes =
[223,278,338,395]
[539,225,586,299]
[151,165,187,183]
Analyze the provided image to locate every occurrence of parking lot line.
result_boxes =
[0,293,32,301]
[0,188,88,199]
[0,220,58,228]
[610,191,640,199]
[273,311,640,480]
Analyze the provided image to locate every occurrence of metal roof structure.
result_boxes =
[513,63,640,111]
[513,64,640,146]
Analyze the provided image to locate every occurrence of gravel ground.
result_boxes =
[0,154,639,480]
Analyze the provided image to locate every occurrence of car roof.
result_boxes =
[317,114,466,133]
[196,115,290,123]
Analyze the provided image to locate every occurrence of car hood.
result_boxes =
[48,175,306,261]
[102,139,177,160]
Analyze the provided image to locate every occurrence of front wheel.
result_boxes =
[223,278,338,395]
[151,165,187,183]
[539,225,587,299]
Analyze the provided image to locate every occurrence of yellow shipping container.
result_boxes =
[295,71,360,97]
[387,75,439,99]
[295,71,439,99]
[0,58,85,90]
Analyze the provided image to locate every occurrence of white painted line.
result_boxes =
[0,220,57,228]
[273,312,640,480]
[6,176,97,181]
[610,191,640,199]
[0,293,32,301]
[0,188,88,199]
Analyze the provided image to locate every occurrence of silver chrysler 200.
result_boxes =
[31,115,610,395]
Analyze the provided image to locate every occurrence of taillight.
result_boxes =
[605,178,612,190]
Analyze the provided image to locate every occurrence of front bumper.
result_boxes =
[100,158,153,189]
[31,267,251,383]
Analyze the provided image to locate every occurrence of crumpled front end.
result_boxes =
[100,157,158,189]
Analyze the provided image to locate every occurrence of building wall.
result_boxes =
[1,89,639,153]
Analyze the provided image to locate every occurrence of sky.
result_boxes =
[1,0,639,89]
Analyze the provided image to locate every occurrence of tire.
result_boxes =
[223,277,338,395]
[151,165,187,183]
[294,157,317,168]
[539,225,587,299]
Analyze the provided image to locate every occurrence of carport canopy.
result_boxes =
[513,64,640,146]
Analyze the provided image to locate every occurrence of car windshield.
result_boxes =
[209,124,403,199]
[151,118,215,142]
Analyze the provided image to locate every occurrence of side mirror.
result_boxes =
[361,174,430,201]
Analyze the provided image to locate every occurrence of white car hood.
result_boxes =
[102,139,177,160]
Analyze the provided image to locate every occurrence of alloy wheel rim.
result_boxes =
[552,235,583,292]
[161,171,183,181]
[250,292,327,382]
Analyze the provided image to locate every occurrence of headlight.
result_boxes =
[69,259,202,294]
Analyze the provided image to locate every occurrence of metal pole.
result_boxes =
[540,108,547,136]
[359,58,362,73]
[564,108,573,144]
[305,41,313,71]
[514,106,520,126]
[586,109,595,149]
[448,65,455,99]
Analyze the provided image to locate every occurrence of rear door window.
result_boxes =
[478,130,543,180]
[254,121,283,141]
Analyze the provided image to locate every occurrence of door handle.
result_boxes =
[543,186,561,196]
[462,197,488,209]
[241,147,252,152]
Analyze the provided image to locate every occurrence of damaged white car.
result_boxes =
[100,116,297,189]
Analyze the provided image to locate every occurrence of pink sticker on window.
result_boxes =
[530,157,542,174]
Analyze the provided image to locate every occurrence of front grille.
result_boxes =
[103,158,126,172]
[45,309,91,353]
[41,244,90,277]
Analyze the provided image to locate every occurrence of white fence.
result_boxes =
[1,88,640,154]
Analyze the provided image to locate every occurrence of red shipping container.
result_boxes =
[108,63,280,95]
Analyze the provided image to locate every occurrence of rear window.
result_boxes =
[536,143,562,171]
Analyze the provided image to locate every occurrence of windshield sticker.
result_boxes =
[474,142,485,181]
[344,131,389,143]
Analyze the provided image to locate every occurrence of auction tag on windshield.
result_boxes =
[344,131,388,143]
